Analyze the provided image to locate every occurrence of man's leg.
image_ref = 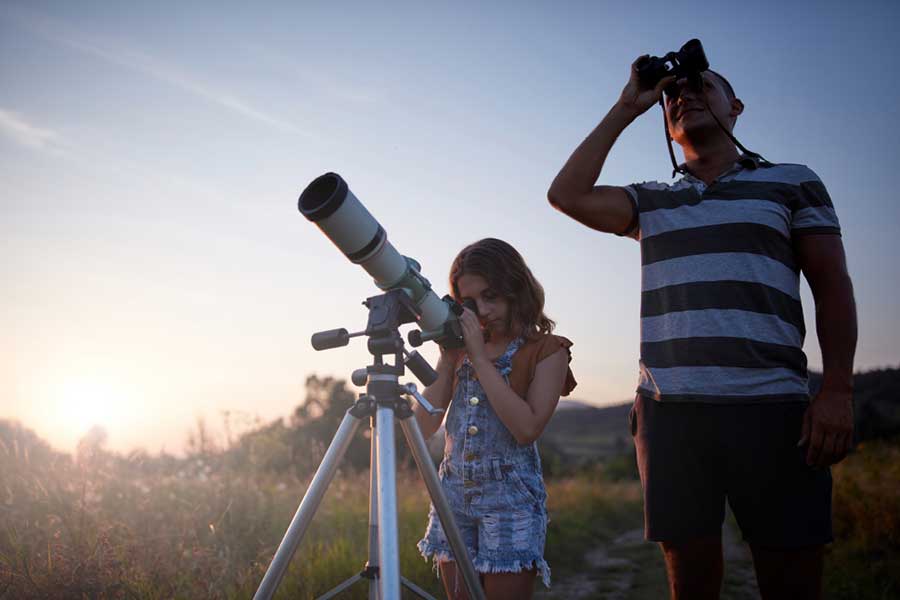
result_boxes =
[749,544,824,600]
[724,403,832,600]
[660,534,723,600]
[631,396,728,599]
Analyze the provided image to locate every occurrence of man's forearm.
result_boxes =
[549,102,639,201]
[815,277,858,393]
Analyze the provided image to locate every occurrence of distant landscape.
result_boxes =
[1,368,897,598]
[540,366,900,471]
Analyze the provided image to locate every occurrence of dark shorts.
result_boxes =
[630,394,833,547]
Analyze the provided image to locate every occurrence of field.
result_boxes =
[2,416,897,599]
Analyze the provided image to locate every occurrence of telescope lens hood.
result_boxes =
[299,172,349,222]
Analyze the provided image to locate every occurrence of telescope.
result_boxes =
[298,172,466,350]
[253,173,485,600]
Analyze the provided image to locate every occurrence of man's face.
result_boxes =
[664,71,740,144]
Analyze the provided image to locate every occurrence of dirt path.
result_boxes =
[537,518,760,599]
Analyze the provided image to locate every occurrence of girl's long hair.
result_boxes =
[449,238,555,340]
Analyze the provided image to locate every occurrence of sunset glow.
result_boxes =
[50,375,134,437]
[2,2,898,455]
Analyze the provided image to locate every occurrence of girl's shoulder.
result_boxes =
[517,333,573,362]
[510,333,577,398]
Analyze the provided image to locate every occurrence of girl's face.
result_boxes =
[456,273,513,337]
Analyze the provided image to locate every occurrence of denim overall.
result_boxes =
[417,337,551,587]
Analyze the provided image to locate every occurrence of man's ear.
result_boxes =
[731,98,745,118]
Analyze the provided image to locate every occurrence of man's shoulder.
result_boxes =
[626,179,694,193]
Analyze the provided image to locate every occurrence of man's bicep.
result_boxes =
[560,185,639,238]
[795,234,850,292]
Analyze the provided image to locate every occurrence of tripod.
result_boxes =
[254,290,485,600]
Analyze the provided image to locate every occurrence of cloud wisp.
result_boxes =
[0,108,67,154]
[241,42,386,107]
[7,7,309,137]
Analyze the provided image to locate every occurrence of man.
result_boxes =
[547,55,857,600]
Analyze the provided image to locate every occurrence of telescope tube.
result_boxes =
[299,173,450,332]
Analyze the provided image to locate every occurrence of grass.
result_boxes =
[1,421,897,599]
[826,438,900,599]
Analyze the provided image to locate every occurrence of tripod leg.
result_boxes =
[367,416,380,600]
[399,417,487,600]
[315,572,364,600]
[253,410,363,600]
[400,576,439,600]
[375,406,401,600]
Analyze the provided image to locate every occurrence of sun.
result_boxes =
[50,375,135,442]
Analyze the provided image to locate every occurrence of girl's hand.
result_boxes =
[436,344,465,375]
[459,307,488,363]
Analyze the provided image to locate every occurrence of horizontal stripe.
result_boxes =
[635,179,828,213]
[642,252,801,299]
[636,365,809,398]
[640,198,791,239]
[708,180,833,210]
[641,309,803,347]
[792,206,840,230]
[641,280,805,331]
[635,185,702,213]
[732,163,821,186]
[641,337,807,371]
[792,226,841,236]
[642,223,797,269]
[795,181,834,208]
[797,180,834,209]
[635,182,781,212]
[702,180,800,206]
[637,391,809,403]
[634,164,833,214]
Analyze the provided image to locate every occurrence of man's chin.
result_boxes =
[673,119,720,144]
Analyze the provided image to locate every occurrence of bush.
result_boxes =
[826,438,900,599]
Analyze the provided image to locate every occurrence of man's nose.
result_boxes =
[672,78,688,98]
[676,75,702,95]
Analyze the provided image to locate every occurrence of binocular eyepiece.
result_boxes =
[636,38,709,97]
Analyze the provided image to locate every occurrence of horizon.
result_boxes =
[4,0,899,454]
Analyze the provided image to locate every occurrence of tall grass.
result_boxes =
[2,420,897,599]
[0,435,437,598]
[827,438,900,599]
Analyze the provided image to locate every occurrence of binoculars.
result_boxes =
[636,38,709,97]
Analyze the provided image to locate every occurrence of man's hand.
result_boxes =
[616,56,676,120]
[799,389,854,467]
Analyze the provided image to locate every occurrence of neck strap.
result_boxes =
[660,93,770,178]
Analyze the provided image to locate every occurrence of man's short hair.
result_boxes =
[707,70,736,100]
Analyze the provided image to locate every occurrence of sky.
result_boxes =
[3,0,899,454]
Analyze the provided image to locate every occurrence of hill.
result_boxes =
[541,400,633,464]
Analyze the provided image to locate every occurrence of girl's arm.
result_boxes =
[413,349,461,439]
[458,308,568,445]
[471,350,568,445]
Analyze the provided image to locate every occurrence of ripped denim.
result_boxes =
[417,337,551,588]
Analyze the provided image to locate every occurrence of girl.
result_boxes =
[414,238,576,600]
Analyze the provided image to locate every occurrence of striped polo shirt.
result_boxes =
[624,157,841,403]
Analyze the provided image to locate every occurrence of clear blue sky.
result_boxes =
[2,0,898,452]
